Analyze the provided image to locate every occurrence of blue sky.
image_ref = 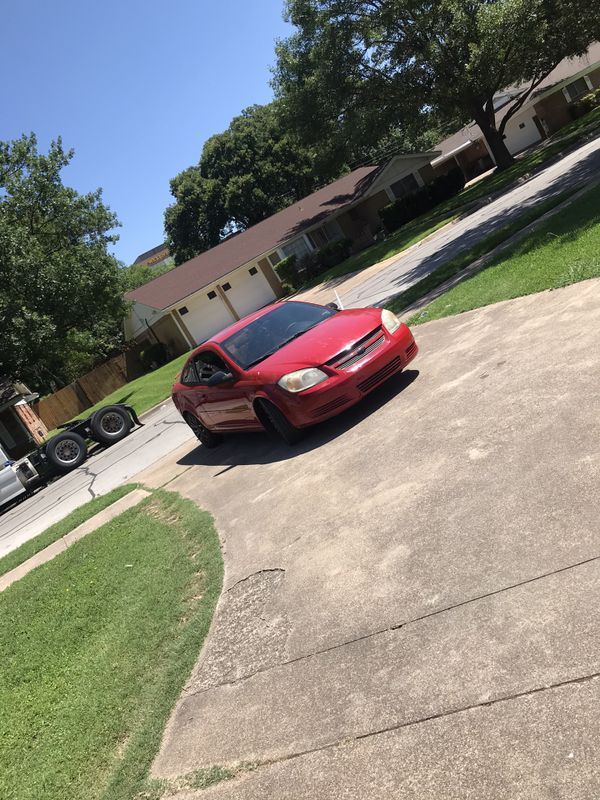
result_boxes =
[1,0,291,264]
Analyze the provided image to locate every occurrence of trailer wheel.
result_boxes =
[46,432,88,472]
[90,405,132,445]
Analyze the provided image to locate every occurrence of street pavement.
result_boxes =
[142,279,600,798]
[0,402,193,558]
[336,134,600,309]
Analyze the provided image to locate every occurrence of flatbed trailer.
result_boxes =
[0,404,143,510]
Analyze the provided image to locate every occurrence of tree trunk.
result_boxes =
[472,108,515,171]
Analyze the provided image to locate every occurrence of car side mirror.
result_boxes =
[207,370,233,387]
[326,302,339,311]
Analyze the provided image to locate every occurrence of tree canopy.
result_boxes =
[0,135,126,393]
[274,0,600,170]
[165,103,324,265]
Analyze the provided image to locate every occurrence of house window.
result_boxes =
[178,306,189,315]
[268,251,282,267]
[518,122,526,129]
[281,237,310,262]
[249,266,258,276]
[222,282,231,291]
[324,220,343,241]
[390,174,419,200]
[564,77,590,103]
[307,228,328,249]
[207,290,217,299]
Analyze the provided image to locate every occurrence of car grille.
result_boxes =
[326,327,384,371]
[405,341,417,359]
[312,395,351,418]
[357,357,403,393]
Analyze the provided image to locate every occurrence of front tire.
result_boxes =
[183,412,222,449]
[45,432,88,472]
[255,399,304,446]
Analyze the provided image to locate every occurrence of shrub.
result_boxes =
[274,255,300,290]
[572,88,600,118]
[315,237,352,269]
[379,167,466,233]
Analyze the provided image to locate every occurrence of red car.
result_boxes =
[171,300,418,446]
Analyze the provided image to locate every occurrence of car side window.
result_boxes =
[193,350,229,384]
[180,359,200,386]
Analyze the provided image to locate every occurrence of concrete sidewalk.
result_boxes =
[143,279,600,798]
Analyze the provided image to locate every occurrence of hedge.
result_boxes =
[379,168,466,233]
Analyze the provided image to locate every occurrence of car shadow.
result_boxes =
[177,369,419,469]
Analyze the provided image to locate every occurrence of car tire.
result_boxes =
[89,405,133,445]
[255,399,304,446]
[183,412,222,449]
[45,432,88,472]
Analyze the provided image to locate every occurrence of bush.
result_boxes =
[572,88,600,118]
[274,255,301,290]
[379,167,466,233]
[315,237,352,269]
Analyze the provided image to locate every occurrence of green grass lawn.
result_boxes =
[388,187,578,317]
[304,105,600,293]
[0,484,138,577]
[0,489,223,800]
[407,181,600,325]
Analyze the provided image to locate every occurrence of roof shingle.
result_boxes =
[126,165,382,310]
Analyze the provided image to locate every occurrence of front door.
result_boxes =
[193,349,259,430]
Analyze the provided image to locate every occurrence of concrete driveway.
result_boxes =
[143,278,600,798]
[0,403,193,557]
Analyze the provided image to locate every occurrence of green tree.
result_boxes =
[275,0,600,171]
[0,134,126,393]
[165,103,323,265]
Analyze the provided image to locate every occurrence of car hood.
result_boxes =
[250,307,383,378]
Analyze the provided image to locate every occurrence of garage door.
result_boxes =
[181,291,236,345]
[225,266,277,319]
[505,115,542,155]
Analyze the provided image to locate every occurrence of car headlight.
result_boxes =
[381,308,401,334]
[278,368,328,393]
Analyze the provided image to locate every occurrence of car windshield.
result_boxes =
[221,302,335,370]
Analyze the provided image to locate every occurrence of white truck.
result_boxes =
[0,444,28,507]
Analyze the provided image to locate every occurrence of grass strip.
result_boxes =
[0,489,223,800]
[406,181,600,325]
[0,483,138,577]
[388,188,579,318]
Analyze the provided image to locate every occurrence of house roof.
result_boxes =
[133,243,169,265]
[127,164,386,310]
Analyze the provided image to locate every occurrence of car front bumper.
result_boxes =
[274,323,418,428]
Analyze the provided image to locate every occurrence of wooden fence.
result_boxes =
[35,354,131,430]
